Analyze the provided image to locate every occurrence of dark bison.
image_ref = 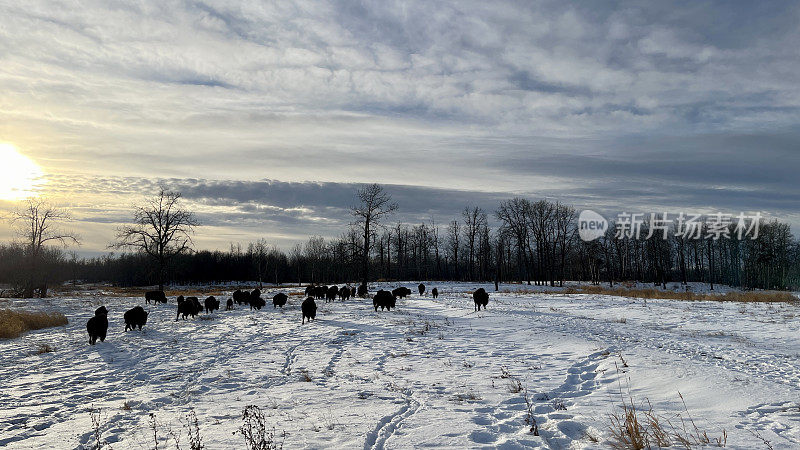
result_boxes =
[273,292,288,308]
[249,289,266,310]
[124,306,148,331]
[145,290,167,304]
[233,289,249,305]
[87,306,109,345]
[189,296,202,314]
[418,283,425,296]
[339,286,351,301]
[305,285,314,296]
[473,288,489,311]
[373,290,396,311]
[357,284,368,298]
[204,296,220,314]
[326,285,338,303]
[314,286,327,300]
[226,298,233,310]
[432,287,439,298]
[302,297,317,324]
[392,287,412,299]
[175,295,202,321]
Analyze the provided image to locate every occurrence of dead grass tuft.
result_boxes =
[34,343,55,354]
[609,382,726,449]
[0,309,68,339]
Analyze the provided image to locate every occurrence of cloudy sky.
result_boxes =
[0,0,798,254]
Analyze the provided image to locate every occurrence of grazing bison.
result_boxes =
[301,297,317,324]
[249,289,266,310]
[373,290,396,311]
[124,306,148,331]
[392,287,412,299]
[339,286,351,301]
[87,306,109,345]
[226,298,233,310]
[145,290,167,304]
[357,284,368,298]
[175,296,202,321]
[326,285,338,303]
[473,288,489,311]
[233,289,249,305]
[432,287,439,298]
[418,283,425,296]
[204,296,220,314]
[314,286,327,300]
[273,292,288,308]
[189,297,203,314]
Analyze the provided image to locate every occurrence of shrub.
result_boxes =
[0,309,68,339]
[238,405,285,450]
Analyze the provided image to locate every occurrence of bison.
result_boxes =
[175,295,202,321]
[145,290,167,304]
[339,286,351,301]
[432,287,439,298]
[373,290,396,311]
[314,286,327,300]
[124,306,148,331]
[473,288,489,311]
[326,285,338,303]
[392,287,412,299]
[233,289,249,305]
[305,285,315,296]
[357,283,368,298]
[418,283,425,296]
[249,289,266,310]
[226,298,234,310]
[273,292,288,308]
[302,297,317,324]
[204,296,220,314]
[87,306,109,345]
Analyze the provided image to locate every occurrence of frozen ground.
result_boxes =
[1,282,799,449]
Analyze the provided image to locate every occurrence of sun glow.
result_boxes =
[0,143,45,200]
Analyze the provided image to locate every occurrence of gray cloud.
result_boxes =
[0,1,798,253]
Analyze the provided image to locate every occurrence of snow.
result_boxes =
[1,282,799,449]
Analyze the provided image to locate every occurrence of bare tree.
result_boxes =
[447,219,461,280]
[112,190,198,290]
[304,236,327,284]
[351,184,397,289]
[11,197,80,297]
[462,206,487,281]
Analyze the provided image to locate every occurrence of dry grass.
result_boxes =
[0,309,68,339]
[609,391,726,449]
[34,343,55,354]
[560,285,796,303]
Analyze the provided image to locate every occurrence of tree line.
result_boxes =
[2,185,799,297]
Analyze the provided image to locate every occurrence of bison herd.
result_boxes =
[86,283,490,345]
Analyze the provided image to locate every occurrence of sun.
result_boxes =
[0,143,45,201]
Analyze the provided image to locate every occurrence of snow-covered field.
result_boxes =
[2,282,799,449]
